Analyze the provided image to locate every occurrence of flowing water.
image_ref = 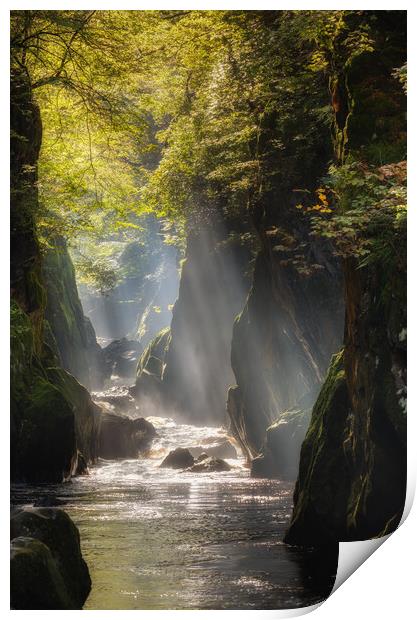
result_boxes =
[11,415,337,610]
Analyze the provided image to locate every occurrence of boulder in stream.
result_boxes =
[97,410,157,459]
[160,447,195,469]
[10,508,91,609]
[187,456,232,473]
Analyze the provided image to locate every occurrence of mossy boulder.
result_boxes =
[11,508,91,609]
[11,537,73,609]
[11,301,100,482]
[17,378,77,483]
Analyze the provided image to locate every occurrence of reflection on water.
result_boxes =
[11,416,338,610]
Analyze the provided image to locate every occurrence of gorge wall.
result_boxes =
[228,224,344,466]
[134,223,252,425]
[11,70,101,483]
[43,237,105,391]
[285,11,407,542]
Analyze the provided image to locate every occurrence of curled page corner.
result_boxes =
[332,536,388,593]
[331,467,415,595]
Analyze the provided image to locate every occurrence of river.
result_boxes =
[11,415,337,610]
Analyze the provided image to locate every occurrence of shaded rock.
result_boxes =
[228,247,344,463]
[11,508,91,609]
[103,338,142,380]
[75,451,89,476]
[285,264,407,544]
[11,301,101,483]
[160,447,194,469]
[206,440,237,460]
[97,411,156,460]
[11,537,72,609]
[188,456,232,473]
[251,408,311,480]
[46,366,101,466]
[12,372,77,484]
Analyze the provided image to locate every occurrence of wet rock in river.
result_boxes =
[187,456,232,473]
[10,508,91,609]
[196,452,209,462]
[97,410,157,460]
[93,385,139,415]
[160,447,195,469]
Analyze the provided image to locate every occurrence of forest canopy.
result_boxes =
[10,10,407,289]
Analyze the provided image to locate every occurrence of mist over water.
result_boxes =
[12,416,337,609]
[77,216,180,348]
[12,217,337,609]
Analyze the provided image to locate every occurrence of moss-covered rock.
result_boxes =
[11,508,91,609]
[11,301,100,482]
[133,327,171,406]
[17,377,77,483]
[11,537,73,609]
[43,237,106,390]
[46,366,101,465]
[285,261,406,544]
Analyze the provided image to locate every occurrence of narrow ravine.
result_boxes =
[12,413,337,609]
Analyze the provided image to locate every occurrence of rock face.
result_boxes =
[43,237,106,391]
[135,227,251,423]
[228,234,344,467]
[285,13,407,544]
[11,302,101,483]
[10,71,100,484]
[251,407,311,480]
[10,508,91,609]
[96,410,156,459]
[133,327,171,408]
[160,447,195,469]
[102,337,142,380]
[285,261,406,543]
